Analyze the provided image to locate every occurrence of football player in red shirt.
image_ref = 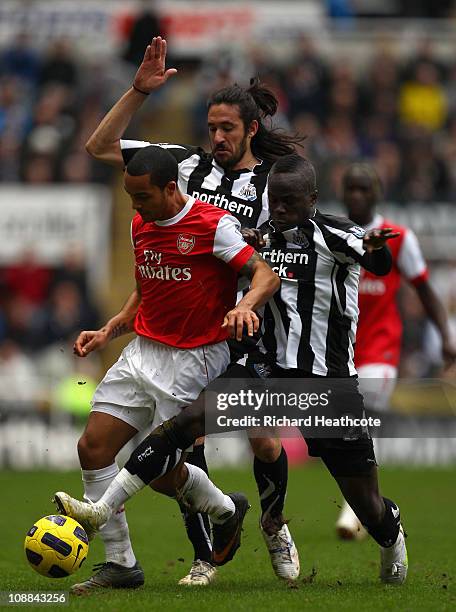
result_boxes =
[81,36,301,588]
[57,144,279,593]
[336,162,456,539]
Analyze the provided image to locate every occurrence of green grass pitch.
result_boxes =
[0,464,454,611]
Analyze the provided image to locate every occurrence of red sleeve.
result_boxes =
[227,244,255,272]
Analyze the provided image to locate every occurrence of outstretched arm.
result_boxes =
[85,37,177,167]
[360,227,399,276]
[73,285,142,356]
[222,252,280,341]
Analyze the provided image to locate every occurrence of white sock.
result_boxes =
[97,468,145,511]
[82,464,137,568]
[180,463,235,524]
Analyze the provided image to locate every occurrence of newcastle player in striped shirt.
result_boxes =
[258,154,407,584]
[55,154,408,585]
[83,36,303,587]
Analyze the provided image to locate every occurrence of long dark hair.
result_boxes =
[207,77,305,162]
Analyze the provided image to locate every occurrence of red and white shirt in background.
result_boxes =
[131,197,254,349]
[355,214,428,370]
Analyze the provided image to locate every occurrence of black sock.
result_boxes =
[364,497,401,548]
[254,446,288,521]
[124,423,182,484]
[178,444,212,564]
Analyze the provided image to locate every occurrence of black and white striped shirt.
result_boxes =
[120,140,271,229]
[260,211,389,377]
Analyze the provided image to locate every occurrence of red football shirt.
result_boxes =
[131,197,254,348]
[355,215,428,367]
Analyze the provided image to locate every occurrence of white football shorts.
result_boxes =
[91,335,230,432]
[357,363,398,412]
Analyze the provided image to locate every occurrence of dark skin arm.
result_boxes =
[363,227,400,252]
[221,252,280,341]
[360,227,400,276]
[360,246,392,276]
[241,228,266,250]
[414,281,456,368]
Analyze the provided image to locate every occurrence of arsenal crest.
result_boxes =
[177,233,195,254]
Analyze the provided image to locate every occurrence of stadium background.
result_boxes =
[0,1,455,609]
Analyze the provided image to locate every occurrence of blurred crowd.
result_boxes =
[2,30,456,202]
[0,247,101,406]
[0,35,117,184]
[191,36,456,204]
[0,34,116,407]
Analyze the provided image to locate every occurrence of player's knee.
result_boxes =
[77,432,112,466]
[250,437,282,462]
[150,477,176,497]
